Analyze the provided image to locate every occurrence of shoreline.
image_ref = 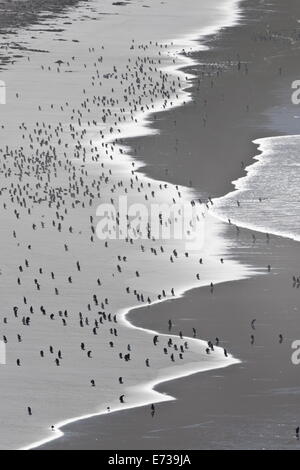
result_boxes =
[20,0,248,451]
[123,0,299,199]
[38,0,300,450]
[211,135,300,243]
[44,225,300,450]
[0,0,252,450]
[25,296,240,451]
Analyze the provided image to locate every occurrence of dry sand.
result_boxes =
[40,0,300,450]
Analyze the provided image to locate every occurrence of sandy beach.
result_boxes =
[0,0,252,450]
[38,0,300,450]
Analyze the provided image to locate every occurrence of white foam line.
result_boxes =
[211,135,300,243]
[21,276,241,451]
[101,0,243,148]
[21,0,245,451]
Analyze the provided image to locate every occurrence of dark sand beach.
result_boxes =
[125,0,300,198]
[39,0,300,450]
[0,0,247,449]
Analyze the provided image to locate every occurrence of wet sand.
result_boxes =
[42,228,300,449]
[121,0,300,198]
[40,0,300,450]
[0,0,247,450]
[0,0,83,67]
